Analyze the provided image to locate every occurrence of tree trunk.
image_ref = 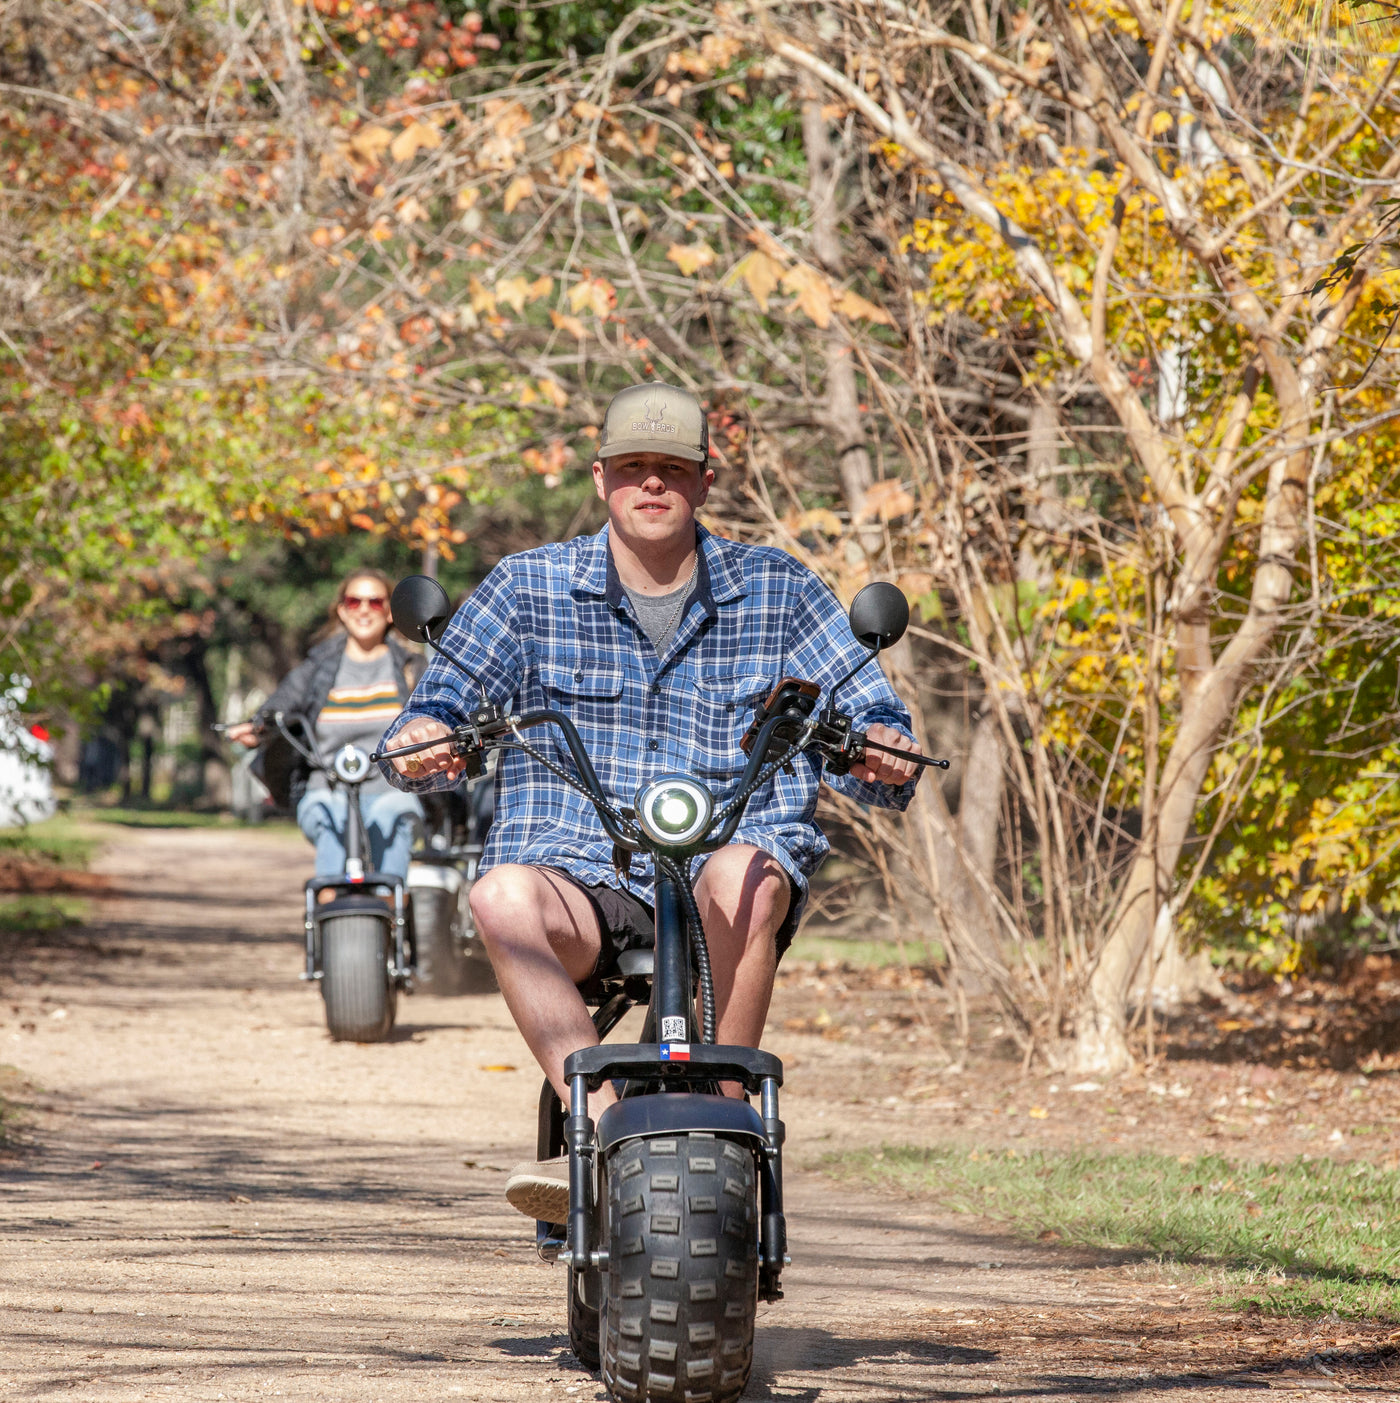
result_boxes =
[799,80,877,538]
[959,706,1004,885]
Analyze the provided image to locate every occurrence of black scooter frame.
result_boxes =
[541,870,789,1303]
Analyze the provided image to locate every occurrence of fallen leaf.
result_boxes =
[455,186,480,210]
[666,241,716,276]
[479,1064,517,1073]
[790,507,844,538]
[486,100,531,141]
[349,124,392,165]
[495,275,530,314]
[856,480,915,523]
[732,250,782,312]
[782,264,833,328]
[468,276,497,316]
[1028,1106,1049,1119]
[525,274,553,302]
[835,288,894,325]
[537,378,569,409]
[390,120,442,163]
[571,99,603,120]
[396,195,429,225]
[550,308,588,338]
[568,276,615,319]
[228,1192,251,1204]
[502,174,536,213]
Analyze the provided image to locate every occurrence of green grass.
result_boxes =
[0,1065,34,1150]
[785,934,945,968]
[83,806,236,829]
[0,894,88,932]
[829,1144,1400,1320]
[0,814,98,869]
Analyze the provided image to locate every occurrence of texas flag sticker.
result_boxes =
[660,1043,691,1062]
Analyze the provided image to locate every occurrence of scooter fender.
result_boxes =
[595,1093,768,1152]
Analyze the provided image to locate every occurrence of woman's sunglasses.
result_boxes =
[342,595,388,612]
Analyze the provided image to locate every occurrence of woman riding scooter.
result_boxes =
[227,568,423,883]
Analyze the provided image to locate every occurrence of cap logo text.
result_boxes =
[631,397,677,436]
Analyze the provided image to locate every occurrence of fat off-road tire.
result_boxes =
[569,1263,602,1369]
[409,885,497,996]
[321,911,397,1042]
[408,886,464,996]
[600,1132,758,1403]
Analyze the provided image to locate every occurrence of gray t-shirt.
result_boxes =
[306,650,402,794]
[628,580,695,655]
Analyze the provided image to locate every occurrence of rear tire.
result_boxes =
[321,911,396,1042]
[410,885,465,996]
[410,884,497,995]
[600,1132,758,1403]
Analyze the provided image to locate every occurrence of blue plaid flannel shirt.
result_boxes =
[380,525,918,916]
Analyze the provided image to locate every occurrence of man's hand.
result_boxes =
[225,721,260,749]
[387,718,466,782]
[850,723,921,786]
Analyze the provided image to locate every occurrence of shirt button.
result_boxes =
[647,739,659,751]
[651,683,661,695]
[573,669,583,682]
[726,703,735,713]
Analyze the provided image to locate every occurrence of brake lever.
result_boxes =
[814,709,949,777]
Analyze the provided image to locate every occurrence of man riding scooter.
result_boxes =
[379,382,923,1222]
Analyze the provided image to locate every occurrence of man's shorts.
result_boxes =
[540,864,802,983]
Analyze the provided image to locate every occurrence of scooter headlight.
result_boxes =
[635,774,713,847]
[333,744,371,783]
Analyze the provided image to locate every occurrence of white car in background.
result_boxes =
[0,681,56,827]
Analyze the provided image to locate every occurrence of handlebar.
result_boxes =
[373,703,947,859]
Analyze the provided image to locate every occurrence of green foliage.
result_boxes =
[831,1144,1400,1320]
[0,817,97,871]
[0,895,87,933]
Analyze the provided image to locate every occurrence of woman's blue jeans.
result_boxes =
[296,787,422,881]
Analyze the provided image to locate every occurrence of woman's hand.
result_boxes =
[388,718,466,782]
[851,723,921,786]
[225,722,260,749]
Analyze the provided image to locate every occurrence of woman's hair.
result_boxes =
[317,567,395,637]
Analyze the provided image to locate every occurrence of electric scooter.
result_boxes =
[377,576,948,1401]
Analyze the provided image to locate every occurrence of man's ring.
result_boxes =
[405,754,423,774]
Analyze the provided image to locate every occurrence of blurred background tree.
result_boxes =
[4,0,1398,1069]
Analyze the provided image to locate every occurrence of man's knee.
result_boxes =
[697,846,791,942]
[468,865,543,946]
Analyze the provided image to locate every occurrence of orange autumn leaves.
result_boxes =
[667,235,894,329]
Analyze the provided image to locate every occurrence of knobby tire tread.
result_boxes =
[569,1263,601,1369]
[601,1132,758,1403]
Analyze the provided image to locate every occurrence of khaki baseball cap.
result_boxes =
[597,382,709,463]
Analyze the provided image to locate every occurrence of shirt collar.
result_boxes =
[575,522,747,613]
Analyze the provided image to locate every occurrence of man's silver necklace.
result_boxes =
[651,555,698,640]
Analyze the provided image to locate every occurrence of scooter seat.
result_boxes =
[615,948,654,979]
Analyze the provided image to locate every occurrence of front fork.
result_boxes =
[557,1068,787,1300]
[301,876,411,985]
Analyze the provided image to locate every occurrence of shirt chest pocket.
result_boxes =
[692,672,772,774]
[539,663,625,722]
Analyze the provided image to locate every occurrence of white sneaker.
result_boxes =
[504,1155,569,1222]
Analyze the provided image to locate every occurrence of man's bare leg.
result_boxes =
[469,864,617,1118]
[693,844,790,1092]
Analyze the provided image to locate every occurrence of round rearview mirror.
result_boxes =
[848,581,909,651]
[390,575,453,642]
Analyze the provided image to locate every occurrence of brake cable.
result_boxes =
[497,722,635,835]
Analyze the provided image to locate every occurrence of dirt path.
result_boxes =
[0,826,1382,1400]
